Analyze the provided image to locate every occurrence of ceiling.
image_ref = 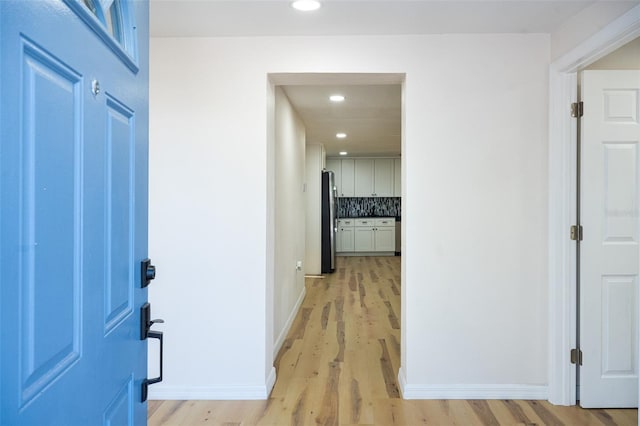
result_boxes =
[150,1,629,38]
[149,0,638,157]
[282,84,401,157]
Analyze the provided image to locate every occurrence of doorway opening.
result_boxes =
[267,73,405,401]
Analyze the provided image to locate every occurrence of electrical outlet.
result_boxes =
[296,261,303,271]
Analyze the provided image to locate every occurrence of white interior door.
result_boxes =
[581,70,640,408]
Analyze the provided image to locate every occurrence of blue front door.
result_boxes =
[1,1,150,424]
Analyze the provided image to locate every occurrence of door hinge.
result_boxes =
[570,225,583,241]
[571,101,584,118]
[570,348,583,365]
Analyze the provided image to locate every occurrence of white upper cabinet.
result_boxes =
[327,157,399,198]
[373,158,394,197]
[355,158,393,197]
[340,159,355,197]
[354,159,374,197]
[326,158,355,197]
[394,158,401,197]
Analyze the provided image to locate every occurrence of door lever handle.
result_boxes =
[142,329,163,402]
[140,303,164,340]
[140,303,165,402]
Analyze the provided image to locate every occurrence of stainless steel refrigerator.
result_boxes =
[321,170,337,273]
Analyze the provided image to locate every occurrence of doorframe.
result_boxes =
[548,4,640,406]
[266,72,406,394]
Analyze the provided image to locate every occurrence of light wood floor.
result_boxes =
[148,256,638,425]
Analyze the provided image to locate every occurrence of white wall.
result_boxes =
[148,39,272,399]
[305,144,324,275]
[586,36,640,69]
[149,33,550,399]
[273,87,306,355]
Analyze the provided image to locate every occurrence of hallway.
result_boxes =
[148,256,637,425]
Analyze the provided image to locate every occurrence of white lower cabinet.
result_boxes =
[337,219,355,253]
[373,218,395,251]
[354,226,375,251]
[338,217,395,254]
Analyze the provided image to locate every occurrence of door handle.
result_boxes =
[140,302,164,402]
[140,302,164,339]
[142,330,163,402]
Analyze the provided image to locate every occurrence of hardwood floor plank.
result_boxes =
[388,278,400,296]
[499,399,536,425]
[315,361,341,426]
[149,256,639,426]
[321,302,332,331]
[372,398,421,425]
[440,399,486,425]
[543,403,629,426]
[341,349,375,425]
[605,408,640,425]
[289,307,312,339]
[349,378,363,424]
[389,333,401,359]
[348,273,357,292]
[467,400,500,426]
[335,296,345,322]
[383,301,400,330]
[591,408,619,426]
[148,400,189,425]
[147,400,163,418]
[335,320,346,362]
[291,388,307,426]
[338,267,346,281]
[526,400,565,425]
[378,339,400,398]
[358,280,367,309]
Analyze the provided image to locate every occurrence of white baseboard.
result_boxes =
[398,369,548,400]
[398,367,408,395]
[265,366,276,397]
[149,367,276,400]
[273,287,306,358]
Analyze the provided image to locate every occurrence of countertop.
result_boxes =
[339,216,401,220]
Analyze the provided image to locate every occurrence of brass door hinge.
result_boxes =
[570,225,583,241]
[571,101,584,118]
[570,348,583,365]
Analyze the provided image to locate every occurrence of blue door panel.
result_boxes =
[20,38,84,410]
[105,95,135,333]
[104,376,134,426]
[1,1,150,424]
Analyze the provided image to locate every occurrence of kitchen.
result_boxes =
[281,83,402,274]
[328,157,401,257]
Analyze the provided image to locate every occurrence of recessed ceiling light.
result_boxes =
[336,133,347,139]
[339,151,348,156]
[291,0,321,11]
[329,94,345,102]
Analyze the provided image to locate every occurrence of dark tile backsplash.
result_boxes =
[338,197,401,218]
